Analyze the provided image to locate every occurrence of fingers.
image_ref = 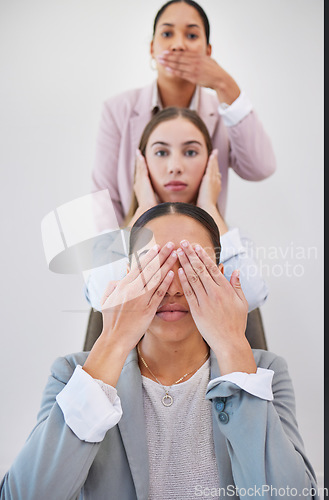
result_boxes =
[135,149,147,173]
[157,51,201,68]
[138,243,178,291]
[176,243,206,303]
[177,266,199,309]
[207,149,220,174]
[101,280,119,308]
[149,269,174,307]
[178,240,223,296]
[230,269,248,304]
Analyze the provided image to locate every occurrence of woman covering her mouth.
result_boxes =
[91,0,276,231]
[0,203,318,499]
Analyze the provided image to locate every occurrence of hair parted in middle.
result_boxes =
[138,106,212,157]
[129,202,221,265]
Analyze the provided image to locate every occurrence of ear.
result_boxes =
[218,263,224,274]
[206,43,212,57]
[126,264,130,275]
[150,40,154,58]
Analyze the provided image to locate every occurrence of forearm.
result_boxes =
[213,338,257,376]
[213,72,240,106]
[227,109,276,180]
[198,202,228,235]
[83,335,130,387]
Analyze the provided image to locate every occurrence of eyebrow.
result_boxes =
[159,23,201,29]
[150,140,203,147]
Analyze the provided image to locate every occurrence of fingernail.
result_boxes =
[178,268,184,275]
[236,269,240,278]
[166,242,174,249]
[177,248,184,255]
[171,250,177,258]
[168,270,174,277]
[180,240,188,248]
[153,244,160,251]
[195,244,201,251]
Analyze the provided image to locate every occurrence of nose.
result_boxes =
[170,34,186,52]
[168,153,184,175]
[166,260,184,296]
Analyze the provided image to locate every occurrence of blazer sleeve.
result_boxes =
[227,110,276,181]
[0,356,102,500]
[91,100,125,226]
[220,228,268,312]
[206,353,319,499]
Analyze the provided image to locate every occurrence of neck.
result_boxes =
[138,331,209,386]
[157,77,197,108]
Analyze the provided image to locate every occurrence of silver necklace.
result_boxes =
[137,344,209,407]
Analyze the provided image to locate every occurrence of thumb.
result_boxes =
[230,270,246,302]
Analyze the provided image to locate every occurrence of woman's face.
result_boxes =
[145,117,209,204]
[151,2,211,80]
[131,213,221,342]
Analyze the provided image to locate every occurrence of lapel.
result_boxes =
[198,88,220,139]
[210,350,236,494]
[117,349,149,500]
[129,83,154,153]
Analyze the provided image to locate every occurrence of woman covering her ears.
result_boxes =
[85,107,269,317]
[91,0,276,231]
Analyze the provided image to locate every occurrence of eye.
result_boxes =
[185,149,198,157]
[155,150,168,157]
[187,33,198,40]
[161,31,172,38]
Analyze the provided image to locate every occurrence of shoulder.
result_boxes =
[103,82,153,115]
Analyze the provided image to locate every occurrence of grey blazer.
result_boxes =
[0,349,318,500]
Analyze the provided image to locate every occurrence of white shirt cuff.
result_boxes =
[220,227,245,262]
[56,365,123,442]
[207,367,274,401]
[218,90,253,127]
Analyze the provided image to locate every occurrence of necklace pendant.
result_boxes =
[162,393,173,407]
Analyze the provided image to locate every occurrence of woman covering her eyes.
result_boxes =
[92,0,276,231]
[0,203,318,499]
[85,107,268,318]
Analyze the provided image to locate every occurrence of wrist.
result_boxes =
[83,335,130,386]
[214,77,240,106]
[213,338,257,376]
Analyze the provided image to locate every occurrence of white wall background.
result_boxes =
[0,0,323,487]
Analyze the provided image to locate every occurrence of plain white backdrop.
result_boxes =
[0,0,324,487]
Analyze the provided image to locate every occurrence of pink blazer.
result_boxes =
[91,82,276,228]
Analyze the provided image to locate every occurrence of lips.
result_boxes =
[157,303,188,313]
[164,181,187,192]
[156,302,189,322]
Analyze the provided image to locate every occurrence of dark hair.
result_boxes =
[153,0,210,45]
[139,107,212,157]
[129,202,221,265]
